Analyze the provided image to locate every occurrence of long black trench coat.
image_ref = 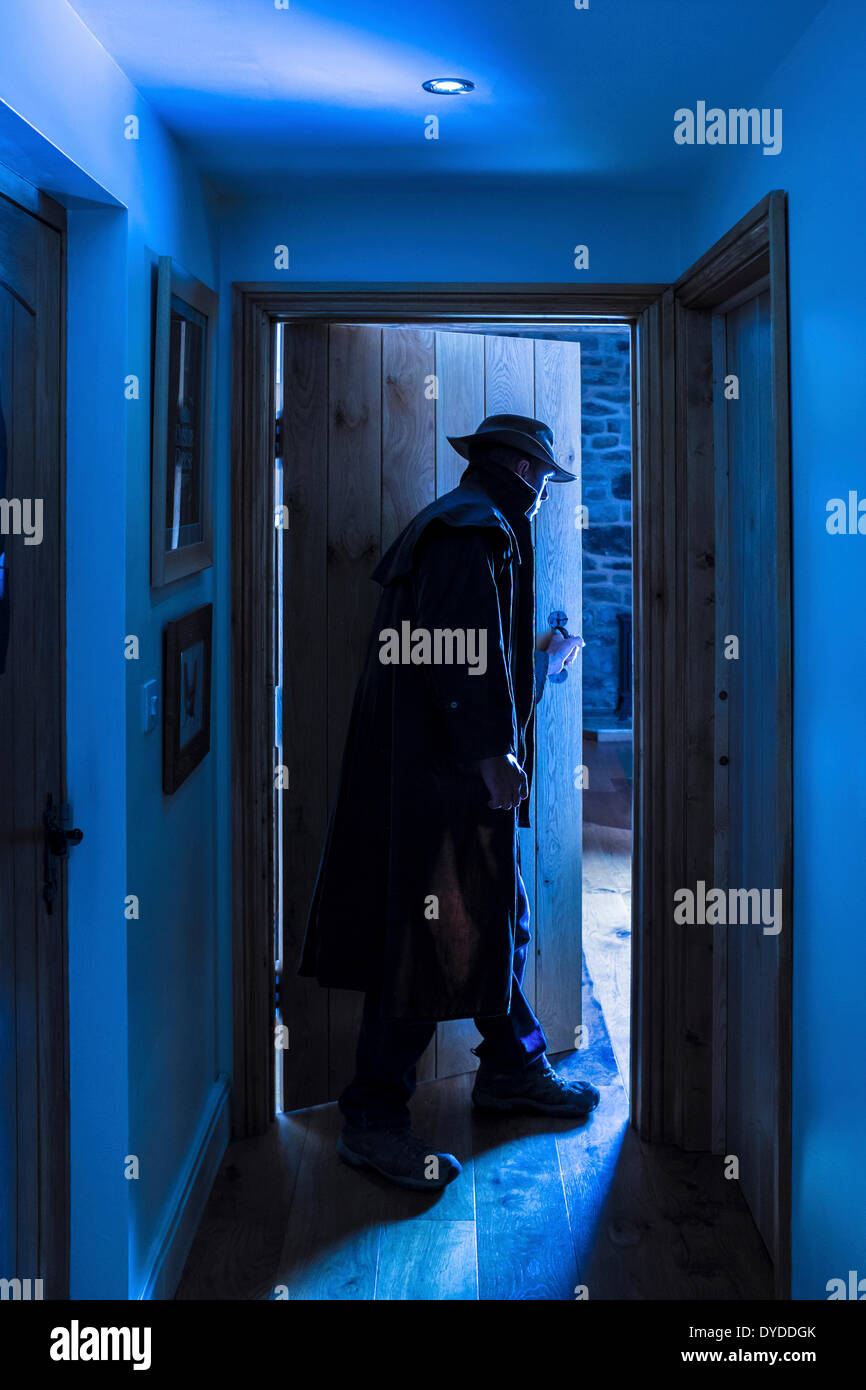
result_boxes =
[298,461,547,1021]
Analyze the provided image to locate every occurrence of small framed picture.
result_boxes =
[151,256,217,588]
[163,603,212,794]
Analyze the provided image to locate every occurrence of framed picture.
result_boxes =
[163,603,212,794]
[151,255,217,588]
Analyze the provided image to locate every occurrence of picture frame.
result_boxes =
[163,603,213,794]
[151,255,217,588]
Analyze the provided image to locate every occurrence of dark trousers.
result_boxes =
[339,866,548,1131]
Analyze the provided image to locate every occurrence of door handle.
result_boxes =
[42,793,83,915]
[547,608,583,684]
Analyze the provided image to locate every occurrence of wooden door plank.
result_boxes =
[381,327,436,550]
[533,338,583,1054]
[711,313,730,1156]
[751,290,779,1257]
[433,330,483,497]
[678,302,717,1151]
[632,292,677,1138]
[280,322,331,1110]
[483,332,534,418]
[723,292,778,1260]
[739,293,767,1249]
[326,325,383,1101]
[725,298,749,1217]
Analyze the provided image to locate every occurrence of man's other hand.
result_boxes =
[537,628,585,677]
[478,753,529,811]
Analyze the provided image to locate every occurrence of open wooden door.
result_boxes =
[0,181,68,1297]
[278,323,582,1109]
[633,193,792,1295]
[712,282,788,1281]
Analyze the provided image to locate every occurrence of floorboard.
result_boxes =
[473,1115,580,1300]
[177,742,772,1304]
[376,1221,478,1301]
[174,1111,305,1300]
[270,1104,386,1300]
[556,964,631,1282]
[582,735,633,1089]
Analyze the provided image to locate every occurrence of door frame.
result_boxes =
[230,211,792,1292]
[230,283,662,1139]
[633,191,792,1295]
[689,191,791,1298]
[0,161,70,1298]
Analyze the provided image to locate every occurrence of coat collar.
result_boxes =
[459,461,536,563]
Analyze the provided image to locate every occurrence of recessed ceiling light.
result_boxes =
[422,77,475,95]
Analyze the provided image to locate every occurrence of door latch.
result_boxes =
[43,793,83,914]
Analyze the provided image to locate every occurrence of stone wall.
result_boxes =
[577,326,632,720]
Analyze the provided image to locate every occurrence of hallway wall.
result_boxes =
[679,0,866,1299]
[218,174,682,285]
[0,0,228,1298]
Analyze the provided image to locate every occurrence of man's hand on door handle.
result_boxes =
[536,627,585,676]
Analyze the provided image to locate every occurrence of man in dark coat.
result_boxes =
[299,414,600,1190]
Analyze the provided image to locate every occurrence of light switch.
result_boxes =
[141,679,160,733]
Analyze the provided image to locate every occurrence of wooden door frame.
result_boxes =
[230,225,792,1292]
[633,192,792,1295]
[0,161,70,1297]
[230,284,661,1138]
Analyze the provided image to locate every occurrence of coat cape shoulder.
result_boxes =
[371,485,518,588]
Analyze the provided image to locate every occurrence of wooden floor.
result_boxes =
[583,732,633,833]
[582,734,633,1088]
[177,733,772,1300]
[177,954,773,1300]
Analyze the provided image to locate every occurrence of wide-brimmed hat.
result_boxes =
[447,413,576,482]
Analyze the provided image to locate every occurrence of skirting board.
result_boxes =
[137,1073,231,1300]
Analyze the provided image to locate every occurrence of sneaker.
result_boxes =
[336,1126,463,1191]
[472,1056,600,1118]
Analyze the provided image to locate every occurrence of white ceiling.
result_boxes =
[68,0,826,194]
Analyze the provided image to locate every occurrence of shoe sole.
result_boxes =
[336,1135,461,1191]
[472,1091,599,1118]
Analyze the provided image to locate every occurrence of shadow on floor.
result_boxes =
[176,956,772,1301]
